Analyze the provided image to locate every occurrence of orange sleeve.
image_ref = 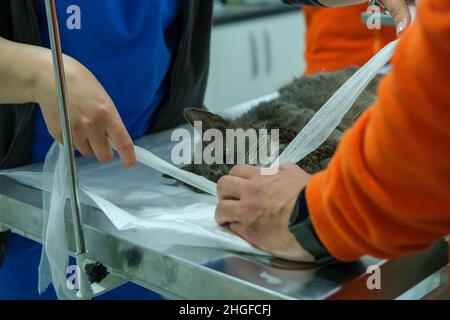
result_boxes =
[306,0,450,262]
[303,4,396,75]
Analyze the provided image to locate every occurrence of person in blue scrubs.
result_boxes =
[0,0,182,299]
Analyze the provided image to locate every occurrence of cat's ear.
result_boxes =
[183,107,228,130]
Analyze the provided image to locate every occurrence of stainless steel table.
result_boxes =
[0,175,447,300]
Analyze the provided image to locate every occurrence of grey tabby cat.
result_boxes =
[177,67,382,184]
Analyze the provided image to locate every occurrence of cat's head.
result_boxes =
[181,107,283,183]
[175,106,339,188]
[182,108,234,183]
[184,107,230,132]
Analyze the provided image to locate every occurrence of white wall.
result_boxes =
[205,11,307,112]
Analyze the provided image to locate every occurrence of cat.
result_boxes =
[171,67,382,187]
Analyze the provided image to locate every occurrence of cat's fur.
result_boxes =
[176,67,382,186]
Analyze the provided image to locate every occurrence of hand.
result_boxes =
[320,0,413,36]
[381,0,413,35]
[32,48,135,167]
[215,163,314,262]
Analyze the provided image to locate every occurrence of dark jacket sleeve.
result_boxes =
[281,0,326,6]
[0,0,40,170]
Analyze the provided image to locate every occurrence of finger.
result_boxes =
[73,137,94,158]
[215,199,242,225]
[229,164,260,179]
[87,126,114,164]
[217,175,246,200]
[106,119,136,168]
[383,0,411,35]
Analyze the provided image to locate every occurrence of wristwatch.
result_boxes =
[288,189,337,265]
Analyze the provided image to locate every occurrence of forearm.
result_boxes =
[0,37,48,105]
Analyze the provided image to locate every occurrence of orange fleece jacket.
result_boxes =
[303,4,396,75]
[306,0,450,262]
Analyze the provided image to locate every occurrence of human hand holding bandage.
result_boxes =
[215,163,314,262]
[33,47,136,168]
[320,0,413,35]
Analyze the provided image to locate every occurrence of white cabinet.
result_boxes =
[205,11,306,112]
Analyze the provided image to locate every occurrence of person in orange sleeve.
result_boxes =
[214,0,450,267]
[303,3,397,75]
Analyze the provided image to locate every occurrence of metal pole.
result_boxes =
[44,0,86,256]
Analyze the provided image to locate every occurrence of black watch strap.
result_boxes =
[289,189,337,265]
[290,217,337,265]
[289,189,308,226]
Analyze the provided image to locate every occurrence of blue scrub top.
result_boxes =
[0,0,182,300]
[32,0,182,162]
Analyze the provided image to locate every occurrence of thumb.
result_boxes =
[383,0,412,36]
